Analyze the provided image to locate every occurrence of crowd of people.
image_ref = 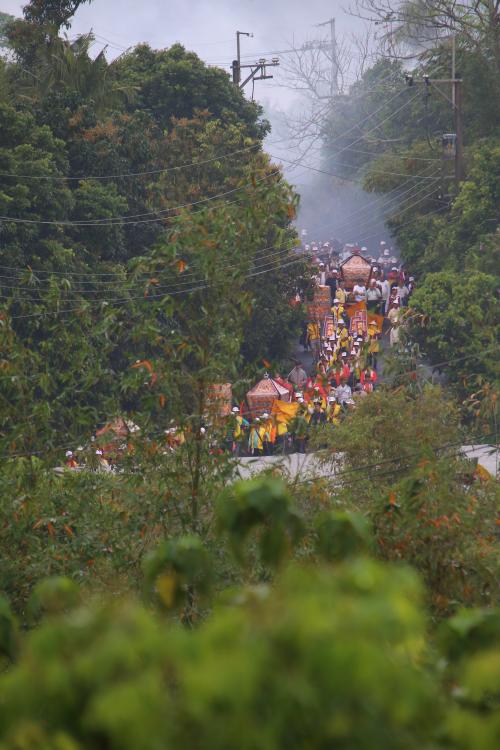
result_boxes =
[225,241,417,456]
[61,241,417,466]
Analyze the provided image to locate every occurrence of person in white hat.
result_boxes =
[65,450,78,469]
[387,300,402,347]
[228,407,249,456]
[326,395,342,425]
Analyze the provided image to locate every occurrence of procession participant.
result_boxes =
[353,384,368,403]
[65,450,78,469]
[248,418,263,456]
[379,274,390,316]
[388,265,399,283]
[396,278,410,307]
[325,268,338,301]
[360,366,378,392]
[228,406,250,456]
[307,320,321,360]
[331,297,345,325]
[366,278,382,312]
[338,323,350,350]
[317,262,327,286]
[261,413,275,455]
[309,400,327,427]
[288,361,308,389]
[367,320,381,370]
[386,286,399,313]
[326,395,342,425]
[336,378,353,410]
[388,300,402,347]
[290,404,309,454]
[408,275,416,299]
[352,278,367,303]
[336,279,347,305]
[334,353,351,386]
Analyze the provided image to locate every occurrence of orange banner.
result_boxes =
[345,301,367,318]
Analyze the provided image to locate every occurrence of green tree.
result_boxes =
[409,270,499,391]
[22,0,92,29]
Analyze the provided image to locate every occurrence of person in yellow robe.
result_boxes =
[326,396,342,425]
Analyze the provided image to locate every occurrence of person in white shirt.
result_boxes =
[396,280,410,306]
[335,381,352,406]
[366,279,382,311]
[352,281,367,302]
[379,277,390,315]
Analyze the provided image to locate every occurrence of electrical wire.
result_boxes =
[0,168,284,226]
[5,254,307,320]
[0,142,265,181]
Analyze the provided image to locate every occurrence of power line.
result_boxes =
[0,142,265,181]
[5,255,307,320]
[0,168,283,226]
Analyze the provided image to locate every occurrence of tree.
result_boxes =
[409,270,499,391]
[114,43,267,138]
[22,0,92,29]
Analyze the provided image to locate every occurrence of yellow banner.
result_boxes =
[271,400,299,424]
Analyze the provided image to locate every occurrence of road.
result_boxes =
[235,444,499,481]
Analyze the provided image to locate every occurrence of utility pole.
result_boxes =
[316,18,338,96]
[405,72,465,184]
[231,30,279,92]
[232,30,252,86]
[454,77,465,182]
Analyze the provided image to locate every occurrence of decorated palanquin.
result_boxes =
[340,254,372,290]
[323,315,335,339]
[306,285,332,321]
[207,383,233,418]
[246,374,291,417]
[349,304,369,336]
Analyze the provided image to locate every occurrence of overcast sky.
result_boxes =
[1,0,366,109]
[1,1,382,240]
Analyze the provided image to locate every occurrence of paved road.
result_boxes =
[235,444,499,481]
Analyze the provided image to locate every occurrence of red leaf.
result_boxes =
[131,359,154,373]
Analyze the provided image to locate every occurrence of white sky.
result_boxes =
[1,1,386,243]
[1,0,366,109]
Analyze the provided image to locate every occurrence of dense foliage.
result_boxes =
[0,5,498,747]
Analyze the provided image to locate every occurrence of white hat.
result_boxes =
[262,412,269,418]
[65,451,73,457]
[96,449,103,456]
[392,266,398,270]
[328,396,336,402]
[341,352,347,357]
[297,397,304,403]
[232,406,240,413]
[200,427,206,435]
[409,276,415,281]
[255,417,260,422]
[333,298,340,303]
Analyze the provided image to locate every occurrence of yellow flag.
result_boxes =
[271,400,299,424]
